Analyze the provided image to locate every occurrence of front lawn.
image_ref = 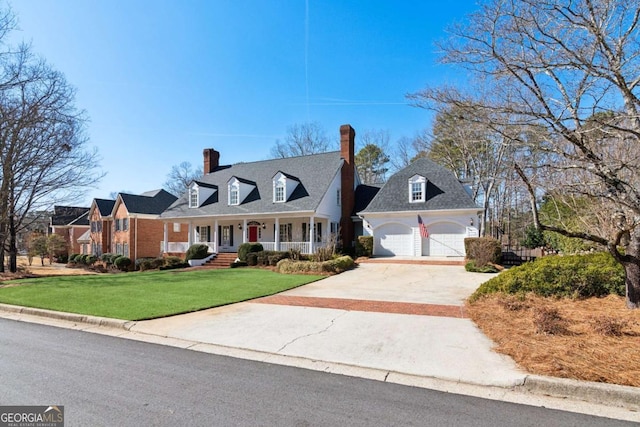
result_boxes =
[0,269,323,320]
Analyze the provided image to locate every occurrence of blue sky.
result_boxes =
[8,0,479,205]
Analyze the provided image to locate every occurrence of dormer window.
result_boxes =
[274,181,285,203]
[189,181,218,208]
[272,171,300,203]
[189,187,198,208]
[409,175,427,203]
[229,184,239,205]
[227,176,256,206]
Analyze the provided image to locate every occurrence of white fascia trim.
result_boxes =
[357,208,482,217]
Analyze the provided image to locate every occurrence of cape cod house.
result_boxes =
[160,124,359,256]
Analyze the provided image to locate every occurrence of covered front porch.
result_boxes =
[162,215,338,255]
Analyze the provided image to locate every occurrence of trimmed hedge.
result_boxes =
[276,255,355,275]
[469,252,625,302]
[238,243,264,262]
[114,256,132,271]
[185,244,210,261]
[464,237,501,266]
[356,236,373,257]
[465,261,499,273]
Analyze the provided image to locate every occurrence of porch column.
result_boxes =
[163,222,168,253]
[242,218,247,244]
[188,222,193,247]
[275,217,280,251]
[214,220,219,253]
[309,216,315,254]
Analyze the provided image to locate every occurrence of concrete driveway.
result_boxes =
[131,263,526,387]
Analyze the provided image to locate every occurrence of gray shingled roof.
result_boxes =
[119,189,177,215]
[51,206,90,226]
[161,151,344,219]
[359,157,480,213]
[95,199,116,216]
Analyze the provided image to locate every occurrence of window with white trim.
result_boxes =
[229,184,239,205]
[409,175,427,203]
[173,223,181,232]
[279,223,292,242]
[189,187,198,208]
[274,181,285,202]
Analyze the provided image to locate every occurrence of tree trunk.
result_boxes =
[8,213,17,273]
[621,261,640,309]
[621,234,640,309]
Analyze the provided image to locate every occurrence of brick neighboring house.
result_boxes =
[159,124,362,256]
[88,198,116,256]
[50,206,90,255]
[111,189,185,262]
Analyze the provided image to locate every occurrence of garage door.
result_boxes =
[374,223,413,256]
[422,222,466,256]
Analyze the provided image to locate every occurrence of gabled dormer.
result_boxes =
[272,171,300,203]
[189,181,218,208]
[227,176,256,206]
[409,174,427,203]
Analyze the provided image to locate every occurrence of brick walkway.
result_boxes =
[253,295,468,319]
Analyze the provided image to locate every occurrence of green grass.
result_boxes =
[0,269,323,320]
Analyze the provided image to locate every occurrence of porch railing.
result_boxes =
[162,241,325,255]
[161,241,215,253]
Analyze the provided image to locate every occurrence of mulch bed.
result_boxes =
[466,294,640,387]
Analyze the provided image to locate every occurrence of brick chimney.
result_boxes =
[203,148,220,174]
[340,124,356,250]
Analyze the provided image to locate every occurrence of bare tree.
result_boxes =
[163,161,202,197]
[411,0,640,308]
[0,6,101,272]
[270,122,335,158]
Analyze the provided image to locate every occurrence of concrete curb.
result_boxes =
[522,375,640,411]
[0,303,136,330]
[1,303,639,414]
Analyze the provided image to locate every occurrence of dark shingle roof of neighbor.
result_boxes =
[68,211,90,226]
[161,151,344,218]
[51,206,90,226]
[119,189,177,215]
[94,199,116,216]
[359,157,480,213]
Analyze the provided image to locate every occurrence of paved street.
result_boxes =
[1,319,635,427]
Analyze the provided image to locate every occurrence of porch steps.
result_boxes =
[204,253,238,269]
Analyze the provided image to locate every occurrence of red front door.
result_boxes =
[248,226,258,242]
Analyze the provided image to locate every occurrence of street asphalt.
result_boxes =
[0,261,638,422]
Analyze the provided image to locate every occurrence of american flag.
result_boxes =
[417,215,429,238]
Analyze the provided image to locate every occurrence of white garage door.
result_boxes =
[422,222,466,257]
[374,223,413,256]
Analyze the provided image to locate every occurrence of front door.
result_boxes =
[248,226,258,242]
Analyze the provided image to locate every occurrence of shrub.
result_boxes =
[465,261,499,273]
[163,256,184,267]
[276,255,355,275]
[73,253,85,263]
[68,253,80,264]
[464,237,501,267]
[533,307,569,335]
[185,244,210,261]
[355,236,374,257]
[114,256,132,271]
[238,243,264,262]
[136,257,164,271]
[55,253,69,264]
[101,253,116,266]
[246,252,258,266]
[85,255,98,266]
[469,252,625,302]
[589,315,629,337]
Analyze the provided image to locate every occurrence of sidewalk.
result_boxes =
[1,263,639,422]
